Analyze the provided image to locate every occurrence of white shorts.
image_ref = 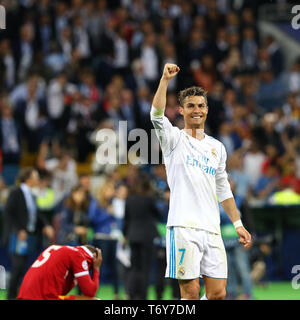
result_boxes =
[165,226,227,280]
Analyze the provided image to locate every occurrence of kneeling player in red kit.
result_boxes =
[17,244,102,300]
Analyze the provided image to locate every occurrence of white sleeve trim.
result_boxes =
[218,192,234,203]
[150,105,164,118]
[74,271,89,278]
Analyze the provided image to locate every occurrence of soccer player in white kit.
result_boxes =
[150,64,252,300]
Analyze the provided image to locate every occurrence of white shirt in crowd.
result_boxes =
[243,151,266,187]
[141,46,159,81]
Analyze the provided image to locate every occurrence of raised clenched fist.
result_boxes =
[162,63,180,80]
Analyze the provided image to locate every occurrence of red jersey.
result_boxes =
[17,245,99,300]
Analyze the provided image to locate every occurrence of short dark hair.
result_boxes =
[131,172,153,196]
[178,86,208,107]
[19,167,38,183]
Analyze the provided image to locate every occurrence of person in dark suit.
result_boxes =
[123,172,161,300]
[3,167,54,299]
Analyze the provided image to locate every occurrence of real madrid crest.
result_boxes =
[178,266,185,276]
[211,148,217,158]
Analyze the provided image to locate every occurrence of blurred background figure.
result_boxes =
[220,179,253,300]
[57,185,90,246]
[154,187,180,300]
[123,172,161,300]
[0,95,21,186]
[88,180,120,299]
[3,168,54,299]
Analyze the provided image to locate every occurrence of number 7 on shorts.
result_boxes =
[178,248,186,266]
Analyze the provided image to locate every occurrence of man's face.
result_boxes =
[179,95,208,129]
[29,170,40,188]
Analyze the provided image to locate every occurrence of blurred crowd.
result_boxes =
[0,0,300,300]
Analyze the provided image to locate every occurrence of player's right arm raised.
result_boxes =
[151,63,181,156]
[152,63,180,113]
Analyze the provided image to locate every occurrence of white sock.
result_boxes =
[181,298,188,300]
[200,294,208,300]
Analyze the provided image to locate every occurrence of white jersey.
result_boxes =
[151,107,233,235]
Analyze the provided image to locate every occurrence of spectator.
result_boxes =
[192,54,218,93]
[220,180,253,300]
[252,113,285,155]
[120,88,137,132]
[112,183,130,299]
[57,185,90,246]
[282,58,300,98]
[36,169,55,225]
[14,24,36,82]
[0,39,16,91]
[0,95,21,186]
[218,121,237,156]
[243,141,266,188]
[214,27,229,64]
[3,167,54,299]
[140,33,160,92]
[44,41,69,75]
[36,13,54,56]
[123,172,161,300]
[154,188,180,300]
[112,26,130,75]
[252,163,280,201]
[125,58,147,91]
[264,35,284,77]
[281,93,300,131]
[261,144,280,174]
[135,86,153,133]
[46,72,77,138]
[228,151,251,200]
[187,28,208,67]
[78,173,94,202]
[54,1,70,38]
[160,42,178,92]
[241,27,258,70]
[13,75,50,153]
[37,142,78,206]
[57,25,73,64]
[255,68,286,112]
[88,180,120,299]
[280,158,300,194]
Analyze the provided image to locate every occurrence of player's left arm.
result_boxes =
[216,143,251,248]
[220,197,252,248]
[71,249,101,297]
[75,270,100,297]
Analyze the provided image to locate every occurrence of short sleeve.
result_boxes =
[215,143,233,202]
[70,252,90,278]
[150,106,181,156]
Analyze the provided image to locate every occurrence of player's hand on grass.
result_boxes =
[162,63,180,81]
[236,226,252,249]
[93,248,102,270]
